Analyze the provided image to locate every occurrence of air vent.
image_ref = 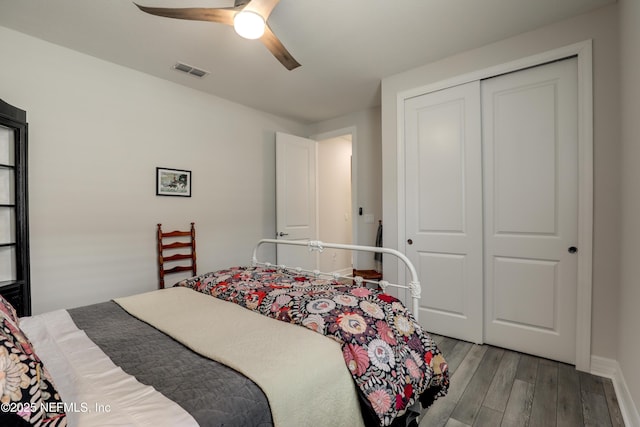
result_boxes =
[172,62,209,78]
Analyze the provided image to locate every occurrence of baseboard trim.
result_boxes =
[591,355,640,427]
[334,267,355,277]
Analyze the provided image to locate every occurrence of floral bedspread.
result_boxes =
[176,266,449,426]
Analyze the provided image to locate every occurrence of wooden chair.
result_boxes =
[352,268,383,287]
[157,222,197,289]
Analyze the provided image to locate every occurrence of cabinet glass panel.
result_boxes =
[0,125,14,166]
[0,168,14,205]
[0,246,16,282]
[0,208,15,244]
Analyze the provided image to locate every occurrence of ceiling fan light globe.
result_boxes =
[233,11,265,40]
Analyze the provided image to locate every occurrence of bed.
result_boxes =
[1,239,449,427]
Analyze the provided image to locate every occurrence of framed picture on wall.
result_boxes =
[156,167,191,197]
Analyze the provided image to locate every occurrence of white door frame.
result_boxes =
[395,40,593,371]
[310,126,358,254]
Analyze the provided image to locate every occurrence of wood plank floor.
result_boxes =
[419,334,625,427]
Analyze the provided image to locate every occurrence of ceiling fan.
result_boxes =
[134,0,301,70]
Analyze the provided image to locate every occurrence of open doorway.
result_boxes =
[317,134,353,275]
[274,129,355,274]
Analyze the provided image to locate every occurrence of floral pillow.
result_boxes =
[0,295,67,426]
[0,295,18,325]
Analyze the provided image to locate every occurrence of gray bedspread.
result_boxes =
[68,301,273,427]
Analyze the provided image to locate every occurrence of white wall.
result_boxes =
[309,107,382,270]
[0,26,308,314]
[318,136,352,273]
[618,0,640,419]
[381,4,620,362]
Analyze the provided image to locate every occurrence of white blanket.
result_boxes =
[20,309,198,427]
[115,287,365,427]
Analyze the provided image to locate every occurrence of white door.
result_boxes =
[404,81,484,343]
[482,58,578,364]
[275,132,318,270]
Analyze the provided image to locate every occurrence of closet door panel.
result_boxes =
[405,81,483,343]
[492,257,558,330]
[483,58,578,364]
[416,101,464,232]
[418,252,466,316]
[492,83,557,234]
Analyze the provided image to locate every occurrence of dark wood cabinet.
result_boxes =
[0,99,30,316]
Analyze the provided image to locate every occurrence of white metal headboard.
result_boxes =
[251,239,422,320]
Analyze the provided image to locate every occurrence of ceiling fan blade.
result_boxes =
[134,3,237,26]
[260,24,300,70]
[244,0,280,20]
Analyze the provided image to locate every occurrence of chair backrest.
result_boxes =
[157,222,197,289]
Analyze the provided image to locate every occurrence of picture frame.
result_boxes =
[156,167,191,197]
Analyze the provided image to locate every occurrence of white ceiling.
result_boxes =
[0,0,613,123]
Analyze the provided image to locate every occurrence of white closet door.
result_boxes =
[404,81,484,343]
[482,58,578,364]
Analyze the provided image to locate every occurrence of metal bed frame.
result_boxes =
[251,239,422,320]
